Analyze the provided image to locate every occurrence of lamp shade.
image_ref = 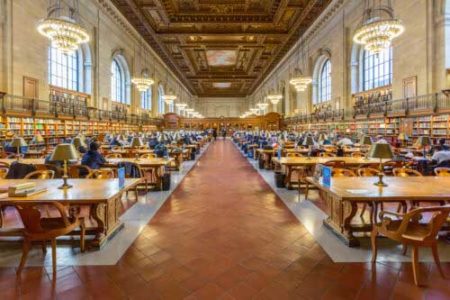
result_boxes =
[50,144,79,161]
[368,143,394,159]
[72,137,86,149]
[303,136,315,146]
[31,134,45,144]
[10,137,28,148]
[398,133,409,141]
[131,137,144,148]
[318,133,326,142]
[415,136,432,147]
[360,135,373,146]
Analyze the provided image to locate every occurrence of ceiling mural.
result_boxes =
[111,0,332,97]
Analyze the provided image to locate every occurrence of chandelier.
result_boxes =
[163,94,177,105]
[353,0,404,54]
[176,103,187,109]
[257,103,268,110]
[249,108,259,114]
[37,0,89,54]
[266,94,282,105]
[131,77,154,92]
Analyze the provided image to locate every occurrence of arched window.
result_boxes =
[110,55,130,104]
[318,59,331,103]
[48,45,92,93]
[141,88,152,110]
[158,85,165,114]
[362,47,392,91]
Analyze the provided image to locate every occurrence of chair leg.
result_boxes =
[80,220,85,253]
[431,244,445,279]
[41,240,47,254]
[17,240,31,275]
[402,244,408,255]
[51,239,57,275]
[371,229,378,263]
[305,182,309,199]
[360,203,367,218]
[411,246,420,285]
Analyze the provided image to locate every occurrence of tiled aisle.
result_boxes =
[2,140,450,299]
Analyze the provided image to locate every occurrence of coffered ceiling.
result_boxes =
[111,0,332,97]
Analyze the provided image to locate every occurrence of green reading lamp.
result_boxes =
[415,136,432,157]
[303,136,315,160]
[131,137,144,161]
[360,135,373,160]
[72,137,86,151]
[368,143,394,187]
[10,137,28,161]
[397,133,409,147]
[31,133,45,145]
[50,144,79,189]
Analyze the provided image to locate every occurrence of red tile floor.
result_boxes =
[2,139,450,299]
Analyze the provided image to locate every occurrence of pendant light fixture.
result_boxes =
[37,0,90,54]
[162,70,177,105]
[132,42,154,92]
[267,71,283,105]
[353,0,404,54]
[289,37,312,92]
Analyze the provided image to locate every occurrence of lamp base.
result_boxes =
[374,173,388,187]
[58,184,73,189]
[58,176,72,189]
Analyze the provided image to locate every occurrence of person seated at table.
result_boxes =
[4,142,28,155]
[110,136,124,147]
[431,145,450,166]
[375,135,389,144]
[148,135,158,149]
[336,135,353,146]
[336,145,344,157]
[439,138,449,151]
[81,142,106,170]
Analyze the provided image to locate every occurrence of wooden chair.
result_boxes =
[0,161,10,168]
[357,167,380,177]
[393,167,422,177]
[351,152,365,158]
[383,160,404,175]
[331,168,356,177]
[105,153,122,159]
[324,160,346,168]
[15,201,85,275]
[434,167,450,176]
[24,170,55,179]
[88,169,115,179]
[0,167,9,179]
[320,152,336,158]
[140,153,157,159]
[68,165,92,179]
[357,167,381,218]
[371,206,450,285]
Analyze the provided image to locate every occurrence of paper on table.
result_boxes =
[346,189,369,194]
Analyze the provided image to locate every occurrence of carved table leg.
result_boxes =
[285,166,292,189]
[90,203,106,248]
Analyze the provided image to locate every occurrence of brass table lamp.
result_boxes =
[368,143,394,187]
[72,137,87,150]
[415,136,432,157]
[50,144,79,189]
[131,137,144,161]
[10,137,28,161]
[360,135,372,160]
[397,133,409,147]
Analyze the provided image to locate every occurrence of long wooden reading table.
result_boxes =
[273,157,389,188]
[306,176,450,247]
[0,178,141,248]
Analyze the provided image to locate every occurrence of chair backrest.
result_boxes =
[321,152,336,158]
[140,153,157,159]
[357,167,379,177]
[117,162,144,178]
[0,167,9,179]
[88,169,115,179]
[0,161,10,168]
[68,165,92,178]
[400,206,450,243]
[331,168,356,177]
[351,152,364,158]
[324,160,345,168]
[24,170,55,179]
[106,153,122,159]
[393,167,422,177]
[286,152,303,157]
[15,201,70,235]
[383,160,404,169]
[434,167,450,176]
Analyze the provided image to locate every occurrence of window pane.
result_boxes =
[362,47,392,91]
[48,46,80,91]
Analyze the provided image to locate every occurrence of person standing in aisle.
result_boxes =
[212,128,217,141]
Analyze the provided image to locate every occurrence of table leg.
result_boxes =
[90,194,123,248]
[285,166,292,189]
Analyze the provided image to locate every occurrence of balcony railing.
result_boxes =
[0,94,163,126]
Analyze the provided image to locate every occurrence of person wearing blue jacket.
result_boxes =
[81,142,106,170]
